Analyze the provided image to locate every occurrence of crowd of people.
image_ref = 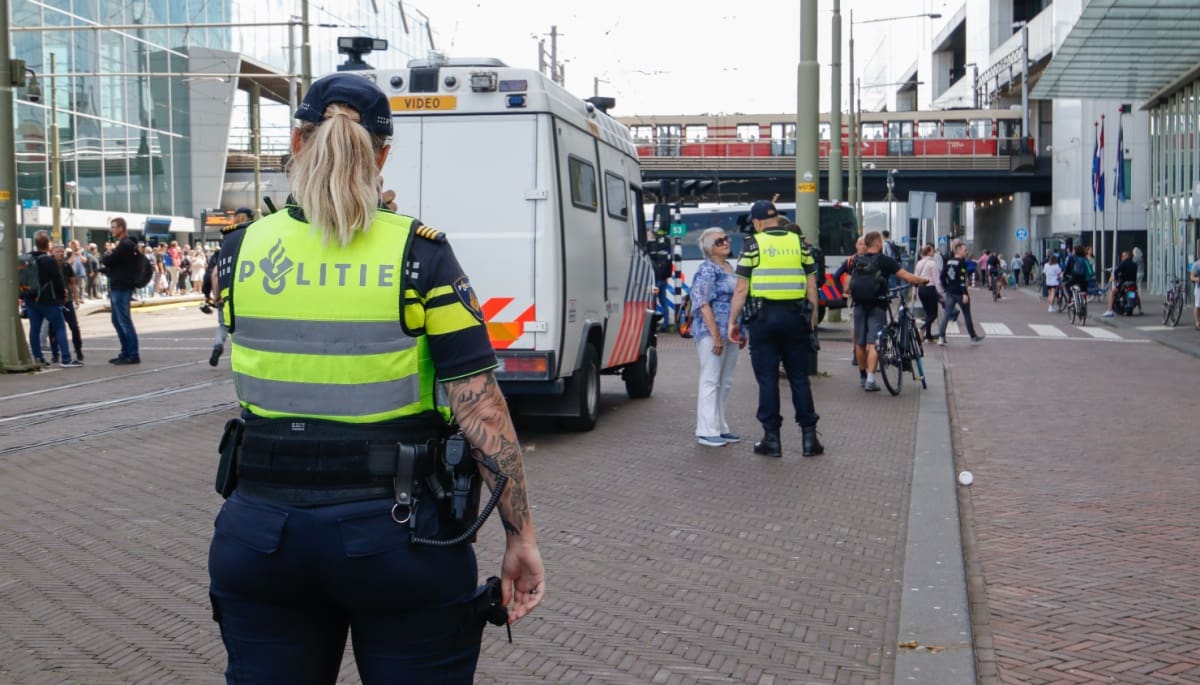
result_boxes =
[674,217,1176,451]
[18,219,223,368]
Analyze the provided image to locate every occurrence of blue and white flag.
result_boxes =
[1094,118,1106,212]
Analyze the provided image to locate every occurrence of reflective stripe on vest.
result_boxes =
[230,210,437,423]
[749,232,809,300]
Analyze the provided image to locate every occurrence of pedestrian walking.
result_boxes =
[1133,246,1145,289]
[101,217,141,364]
[46,244,85,363]
[22,231,82,368]
[848,231,928,392]
[727,199,823,458]
[207,73,544,683]
[690,227,745,447]
[1043,254,1062,311]
[206,208,253,366]
[936,242,985,345]
[913,245,943,342]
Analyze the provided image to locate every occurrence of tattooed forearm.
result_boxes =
[444,371,534,538]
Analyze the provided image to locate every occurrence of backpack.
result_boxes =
[849,253,888,303]
[1072,257,1090,280]
[135,253,155,288]
[677,294,693,338]
[17,251,42,301]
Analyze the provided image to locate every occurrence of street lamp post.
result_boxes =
[886,169,897,236]
[48,52,62,246]
[847,12,941,229]
[65,180,77,245]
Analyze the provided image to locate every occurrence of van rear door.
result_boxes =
[386,114,541,351]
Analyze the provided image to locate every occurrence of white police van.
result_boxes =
[374,56,657,430]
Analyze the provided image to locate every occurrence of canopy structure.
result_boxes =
[1030,0,1200,105]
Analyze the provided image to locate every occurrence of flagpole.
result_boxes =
[1112,112,1124,278]
[1092,121,1098,265]
[1099,114,1106,275]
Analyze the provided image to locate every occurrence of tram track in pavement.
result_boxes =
[0,360,237,456]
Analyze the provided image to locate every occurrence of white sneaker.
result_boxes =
[1102,310,1114,318]
[1048,306,1056,313]
[936,338,946,346]
[697,435,727,447]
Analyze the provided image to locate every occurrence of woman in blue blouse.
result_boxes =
[690,228,746,447]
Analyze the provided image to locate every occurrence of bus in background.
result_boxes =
[652,201,858,319]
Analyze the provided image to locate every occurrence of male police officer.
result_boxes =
[728,200,823,458]
[204,208,254,366]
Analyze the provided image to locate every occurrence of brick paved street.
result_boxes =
[4,288,1195,684]
[2,304,923,684]
[937,285,1200,685]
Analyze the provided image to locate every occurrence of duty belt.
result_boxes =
[237,436,440,487]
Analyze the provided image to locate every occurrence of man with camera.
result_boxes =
[204,207,255,366]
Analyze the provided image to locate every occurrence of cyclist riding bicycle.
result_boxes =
[986,251,1003,299]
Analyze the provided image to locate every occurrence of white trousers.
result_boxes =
[694,335,740,437]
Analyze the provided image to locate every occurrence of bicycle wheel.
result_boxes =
[1162,294,1174,325]
[1076,292,1088,326]
[877,328,903,396]
[1168,293,1184,327]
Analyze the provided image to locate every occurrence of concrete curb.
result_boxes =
[1097,314,1200,361]
[895,355,977,683]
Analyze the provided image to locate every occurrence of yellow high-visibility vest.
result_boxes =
[748,231,813,300]
[229,210,438,423]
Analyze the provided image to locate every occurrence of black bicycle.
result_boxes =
[875,285,926,396]
[1163,276,1187,327]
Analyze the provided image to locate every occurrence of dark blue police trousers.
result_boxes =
[209,491,483,684]
[747,301,820,431]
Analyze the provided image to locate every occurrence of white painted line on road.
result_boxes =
[1136,325,1177,331]
[981,322,1013,336]
[945,333,1150,343]
[1078,326,1123,340]
[1028,324,1068,338]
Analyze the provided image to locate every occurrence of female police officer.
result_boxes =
[207,72,544,684]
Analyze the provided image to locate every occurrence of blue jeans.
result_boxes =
[27,301,70,363]
[109,288,139,359]
[209,492,484,684]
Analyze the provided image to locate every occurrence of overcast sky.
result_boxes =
[412,0,950,116]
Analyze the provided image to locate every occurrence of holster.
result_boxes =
[744,297,764,321]
[215,418,245,498]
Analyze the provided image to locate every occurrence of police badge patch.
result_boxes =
[454,277,485,322]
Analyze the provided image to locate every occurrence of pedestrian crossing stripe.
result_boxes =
[1078,326,1123,340]
[934,322,1148,342]
[1028,324,1068,338]
[1136,325,1176,331]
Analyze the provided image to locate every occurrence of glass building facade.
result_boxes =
[12,0,434,242]
[1147,80,1200,295]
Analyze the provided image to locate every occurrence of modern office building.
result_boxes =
[12,0,434,246]
[865,0,1200,292]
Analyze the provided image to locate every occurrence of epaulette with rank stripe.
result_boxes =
[414,224,446,244]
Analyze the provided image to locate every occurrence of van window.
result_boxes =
[605,172,628,220]
[568,156,597,211]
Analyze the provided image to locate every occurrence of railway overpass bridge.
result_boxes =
[638,154,1052,206]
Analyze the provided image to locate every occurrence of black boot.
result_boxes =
[209,345,223,367]
[802,425,824,457]
[75,348,84,362]
[753,430,782,458]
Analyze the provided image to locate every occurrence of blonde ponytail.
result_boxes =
[289,104,388,247]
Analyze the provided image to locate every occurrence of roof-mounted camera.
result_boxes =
[337,36,388,72]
